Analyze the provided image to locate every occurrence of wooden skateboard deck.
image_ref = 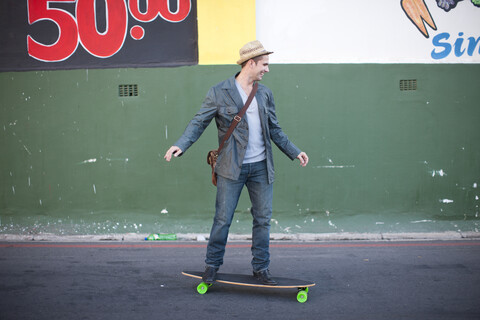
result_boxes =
[182,270,315,303]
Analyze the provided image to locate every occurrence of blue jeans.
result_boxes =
[205,160,273,272]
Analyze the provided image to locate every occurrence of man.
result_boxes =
[164,40,309,285]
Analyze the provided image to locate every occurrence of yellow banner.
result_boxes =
[198,0,256,65]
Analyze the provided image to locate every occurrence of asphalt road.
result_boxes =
[1,240,479,320]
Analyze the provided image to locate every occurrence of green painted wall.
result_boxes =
[1,64,479,235]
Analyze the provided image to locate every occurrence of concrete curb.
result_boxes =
[0,231,479,242]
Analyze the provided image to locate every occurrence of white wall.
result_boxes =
[256,0,480,63]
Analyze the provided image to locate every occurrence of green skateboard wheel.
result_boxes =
[197,282,210,294]
[297,290,308,303]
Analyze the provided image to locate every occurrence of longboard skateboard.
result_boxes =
[182,270,315,303]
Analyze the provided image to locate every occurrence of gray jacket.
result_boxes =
[174,74,301,184]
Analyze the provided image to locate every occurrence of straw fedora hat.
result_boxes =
[236,40,273,65]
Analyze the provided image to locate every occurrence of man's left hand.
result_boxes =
[297,152,309,167]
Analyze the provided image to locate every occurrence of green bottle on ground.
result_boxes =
[145,233,177,241]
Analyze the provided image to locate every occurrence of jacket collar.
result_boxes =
[222,73,266,117]
[222,74,244,109]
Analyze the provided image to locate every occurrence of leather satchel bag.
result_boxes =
[207,82,258,186]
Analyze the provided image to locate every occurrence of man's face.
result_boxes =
[251,55,270,81]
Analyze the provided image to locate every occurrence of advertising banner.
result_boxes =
[0,0,198,71]
[2,0,479,70]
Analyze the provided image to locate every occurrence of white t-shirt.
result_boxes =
[235,81,266,164]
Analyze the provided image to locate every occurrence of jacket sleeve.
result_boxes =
[173,87,217,154]
[266,90,301,160]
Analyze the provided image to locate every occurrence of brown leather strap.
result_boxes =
[217,82,258,152]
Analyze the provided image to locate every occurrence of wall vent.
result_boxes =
[399,79,417,91]
[118,84,138,97]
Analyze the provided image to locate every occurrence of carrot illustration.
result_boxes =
[401,0,437,38]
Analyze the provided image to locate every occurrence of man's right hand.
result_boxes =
[164,146,183,162]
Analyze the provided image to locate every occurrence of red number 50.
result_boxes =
[27,0,128,61]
